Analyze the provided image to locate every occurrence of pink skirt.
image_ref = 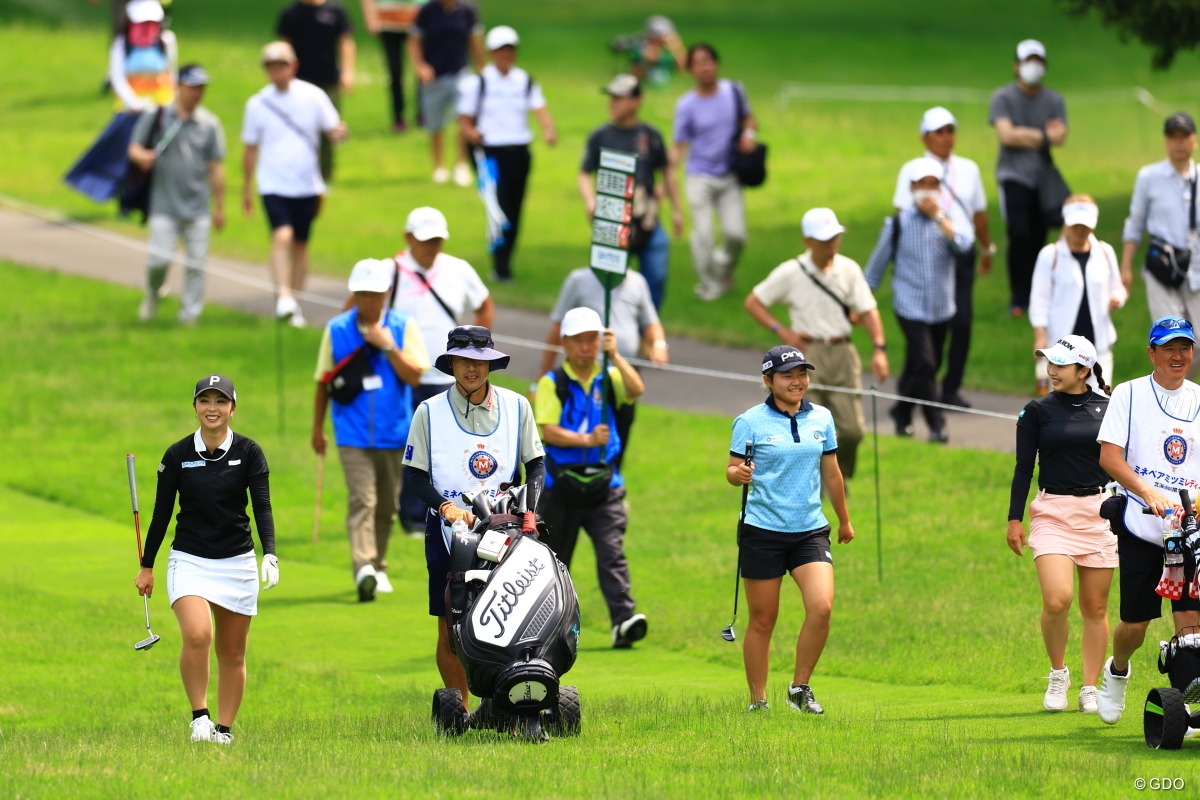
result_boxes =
[1028,490,1118,568]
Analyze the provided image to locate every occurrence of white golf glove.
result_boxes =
[261,554,280,591]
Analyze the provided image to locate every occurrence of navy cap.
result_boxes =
[194,373,236,401]
[1165,112,1196,135]
[1149,316,1196,346]
[761,345,815,374]
[178,64,210,87]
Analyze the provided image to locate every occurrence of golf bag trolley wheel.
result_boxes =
[1144,687,1188,750]
[432,688,468,736]
[545,684,581,737]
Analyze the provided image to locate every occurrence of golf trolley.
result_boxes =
[1142,489,1200,749]
[431,482,582,743]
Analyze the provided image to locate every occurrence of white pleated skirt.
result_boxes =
[167,549,259,616]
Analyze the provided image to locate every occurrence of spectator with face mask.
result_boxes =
[989,39,1068,317]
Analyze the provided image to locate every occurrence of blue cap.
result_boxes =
[1149,316,1196,346]
[761,345,815,374]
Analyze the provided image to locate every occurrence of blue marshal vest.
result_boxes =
[328,308,414,449]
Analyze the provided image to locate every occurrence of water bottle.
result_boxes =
[1035,356,1049,396]
[451,519,468,536]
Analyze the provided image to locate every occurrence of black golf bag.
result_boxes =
[431,482,582,742]
[1143,489,1200,750]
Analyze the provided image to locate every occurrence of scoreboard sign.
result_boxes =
[590,148,638,276]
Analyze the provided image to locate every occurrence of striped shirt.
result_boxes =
[864,207,970,324]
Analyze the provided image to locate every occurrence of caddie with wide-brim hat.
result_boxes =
[402,325,546,712]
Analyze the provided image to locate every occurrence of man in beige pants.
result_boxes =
[312,259,430,601]
[743,208,889,480]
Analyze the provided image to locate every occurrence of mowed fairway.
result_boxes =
[1,259,1197,798]
[3,0,1200,392]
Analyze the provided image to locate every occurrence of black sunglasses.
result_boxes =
[448,334,493,349]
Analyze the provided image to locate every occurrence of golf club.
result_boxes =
[127,454,160,651]
[313,450,325,544]
[462,488,494,529]
[721,441,753,642]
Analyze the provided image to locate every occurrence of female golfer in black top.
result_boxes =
[1007,336,1113,714]
[134,374,279,744]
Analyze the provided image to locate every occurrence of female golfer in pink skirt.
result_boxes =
[134,374,279,744]
[1007,336,1115,713]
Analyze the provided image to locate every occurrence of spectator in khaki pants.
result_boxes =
[743,208,889,481]
[312,259,430,602]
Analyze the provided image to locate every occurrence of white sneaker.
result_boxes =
[275,295,298,319]
[1043,667,1070,712]
[138,295,158,322]
[212,730,234,745]
[432,167,450,184]
[453,162,472,187]
[1078,685,1099,713]
[189,715,216,742]
[1097,657,1129,724]
[288,309,307,329]
[356,564,378,602]
[375,571,394,593]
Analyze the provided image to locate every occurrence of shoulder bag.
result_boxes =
[796,257,852,321]
[1145,167,1197,289]
[323,341,378,404]
[730,81,767,188]
[395,256,458,323]
[1037,138,1071,228]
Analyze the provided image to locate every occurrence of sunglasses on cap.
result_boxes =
[448,333,494,349]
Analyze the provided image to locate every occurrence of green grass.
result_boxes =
[3,0,1200,394]
[2,257,1199,797]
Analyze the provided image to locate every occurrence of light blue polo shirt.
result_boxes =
[730,397,838,533]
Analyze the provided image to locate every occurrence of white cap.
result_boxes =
[920,106,957,134]
[126,0,164,23]
[801,208,846,241]
[1036,335,1097,368]
[906,156,944,184]
[1016,39,1046,61]
[261,41,297,65]
[560,307,605,338]
[347,258,394,293]
[405,207,450,241]
[1062,200,1099,229]
[485,25,520,51]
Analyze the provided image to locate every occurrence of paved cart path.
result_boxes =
[0,206,1030,453]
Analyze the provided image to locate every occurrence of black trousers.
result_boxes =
[485,144,532,279]
[894,314,948,431]
[941,246,977,399]
[379,32,408,125]
[539,485,636,627]
[1002,180,1049,311]
[613,401,635,472]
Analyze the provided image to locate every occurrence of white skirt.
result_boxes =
[167,549,259,616]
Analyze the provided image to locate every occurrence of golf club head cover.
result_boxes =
[1157,565,1186,600]
[522,511,548,539]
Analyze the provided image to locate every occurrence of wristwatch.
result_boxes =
[652,340,669,351]
[934,210,948,223]
[874,343,887,352]
[983,242,998,256]
[382,343,395,353]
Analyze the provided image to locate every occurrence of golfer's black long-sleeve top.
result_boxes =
[142,432,276,567]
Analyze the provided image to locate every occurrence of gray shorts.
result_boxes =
[420,72,462,132]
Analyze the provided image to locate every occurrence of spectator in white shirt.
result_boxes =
[241,41,348,328]
[743,208,888,480]
[384,206,495,529]
[893,107,995,409]
[457,25,556,282]
[1030,195,1127,389]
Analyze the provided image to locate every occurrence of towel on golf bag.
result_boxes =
[65,112,141,202]
[1157,566,1187,600]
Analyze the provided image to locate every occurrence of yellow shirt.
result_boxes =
[535,361,630,427]
[313,316,430,381]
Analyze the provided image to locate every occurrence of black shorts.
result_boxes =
[739,524,833,580]
[425,512,450,617]
[261,194,319,242]
[1117,527,1200,623]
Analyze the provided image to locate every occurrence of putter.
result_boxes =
[721,441,754,642]
[127,455,160,651]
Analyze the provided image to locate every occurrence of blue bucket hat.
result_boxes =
[434,326,511,375]
[1149,316,1196,346]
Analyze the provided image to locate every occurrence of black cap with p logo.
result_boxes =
[194,374,237,401]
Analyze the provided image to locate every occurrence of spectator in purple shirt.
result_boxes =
[671,43,757,301]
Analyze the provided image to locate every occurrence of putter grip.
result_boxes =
[745,440,753,464]
[126,454,139,514]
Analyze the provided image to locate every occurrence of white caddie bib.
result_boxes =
[1121,376,1200,546]
[427,386,522,549]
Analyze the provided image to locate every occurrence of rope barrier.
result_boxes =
[0,193,1021,421]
